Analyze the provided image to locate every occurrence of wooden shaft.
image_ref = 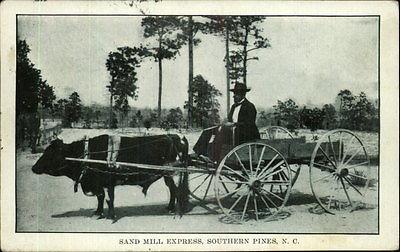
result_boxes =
[65,157,210,174]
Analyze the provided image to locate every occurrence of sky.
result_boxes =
[18,16,378,115]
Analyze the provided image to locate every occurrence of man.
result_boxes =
[226,83,260,145]
[192,83,260,161]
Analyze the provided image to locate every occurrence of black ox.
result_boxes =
[32,134,189,220]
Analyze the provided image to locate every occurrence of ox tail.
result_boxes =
[176,136,190,217]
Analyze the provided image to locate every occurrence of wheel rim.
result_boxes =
[261,126,301,185]
[215,143,292,223]
[309,129,371,214]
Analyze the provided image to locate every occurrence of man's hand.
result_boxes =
[224,122,235,127]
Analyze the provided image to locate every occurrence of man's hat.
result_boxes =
[229,83,251,93]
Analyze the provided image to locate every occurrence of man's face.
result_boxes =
[233,92,246,104]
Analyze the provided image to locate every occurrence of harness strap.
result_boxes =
[74,166,87,193]
[74,136,89,192]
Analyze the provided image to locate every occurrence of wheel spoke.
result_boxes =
[222,164,247,180]
[218,186,245,199]
[318,146,337,169]
[343,176,364,196]
[339,136,356,166]
[313,173,334,184]
[279,185,283,194]
[234,151,251,178]
[257,154,279,179]
[227,193,246,214]
[192,174,211,194]
[342,146,364,168]
[259,162,285,180]
[189,173,207,181]
[340,177,353,206]
[313,162,336,171]
[221,181,230,194]
[257,191,272,212]
[328,135,338,165]
[255,146,266,176]
[253,194,259,220]
[259,191,279,210]
[278,171,289,191]
[345,161,370,171]
[241,193,251,221]
[279,170,289,180]
[347,172,368,180]
[202,175,213,200]
[262,188,284,202]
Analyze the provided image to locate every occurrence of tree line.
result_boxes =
[258,90,379,132]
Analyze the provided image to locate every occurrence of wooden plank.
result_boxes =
[231,140,340,162]
[257,136,306,144]
[288,141,340,159]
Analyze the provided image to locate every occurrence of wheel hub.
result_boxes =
[338,168,349,177]
[250,179,262,190]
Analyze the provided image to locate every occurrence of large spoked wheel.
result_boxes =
[310,129,371,214]
[214,142,292,223]
[261,126,301,185]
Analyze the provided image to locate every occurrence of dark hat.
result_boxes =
[229,83,251,93]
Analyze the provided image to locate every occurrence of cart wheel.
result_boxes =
[214,142,292,223]
[189,170,217,202]
[262,126,301,185]
[309,129,371,214]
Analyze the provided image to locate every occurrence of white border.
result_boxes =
[1,1,398,251]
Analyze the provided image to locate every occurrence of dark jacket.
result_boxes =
[228,98,260,145]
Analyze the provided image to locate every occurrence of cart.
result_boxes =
[187,126,373,223]
[66,126,373,223]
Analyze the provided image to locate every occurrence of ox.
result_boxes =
[32,134,189,220]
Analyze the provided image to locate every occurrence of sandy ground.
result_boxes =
[16,128,379,233]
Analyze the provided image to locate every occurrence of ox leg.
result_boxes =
[164,176,177,212]
[94,192,105,218]
[105,186,116,219]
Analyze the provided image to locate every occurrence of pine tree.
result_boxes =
[141,16,186,122]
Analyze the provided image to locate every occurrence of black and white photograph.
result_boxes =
[1,0,398,251]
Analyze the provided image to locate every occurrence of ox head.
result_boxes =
[32,138,67,176]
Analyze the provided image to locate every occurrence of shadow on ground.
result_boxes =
[286,190,317,206]
[52,202,212,223]
[52,191,374,223]
[218,210,292,225]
